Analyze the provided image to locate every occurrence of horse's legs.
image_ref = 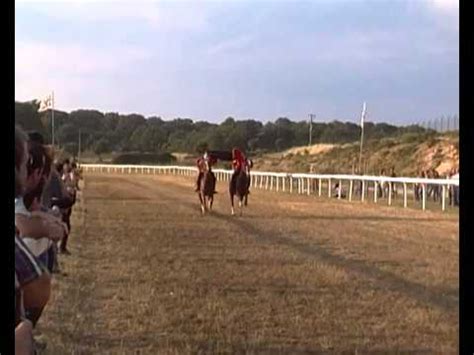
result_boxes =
[209,195,213,211]
[238,197,243,216]
[230,192,235,215]
[198,193,205,214]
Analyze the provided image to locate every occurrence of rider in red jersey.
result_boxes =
[230,148,252,194]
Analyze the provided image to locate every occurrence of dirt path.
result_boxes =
[40,173,458,354]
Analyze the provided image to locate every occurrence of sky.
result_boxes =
[15,0,459,125]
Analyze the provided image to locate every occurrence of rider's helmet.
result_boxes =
[232,148,244,160]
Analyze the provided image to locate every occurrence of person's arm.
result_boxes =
[16,214,65,242]
[51,195,74,209]
[15,214,50,239]
[15,237,51,311]
[22,272,51,310]
[15,319,34,355]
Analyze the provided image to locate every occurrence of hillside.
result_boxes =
[252,132,459,177]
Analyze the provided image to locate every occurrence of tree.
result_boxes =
[93,138,110,161]
[64,142,78,157]
[15,101,44,134]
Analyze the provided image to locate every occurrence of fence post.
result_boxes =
[442,185,446,211]
[328,178,332,198]
[403,183,407,208]
[361,180,365,202]
[422,184,426,211]
[337,179,342,199]
[374,181,378,203]
[388,182,392,206]
[270,176,274,191]
[349,180,353,201]
[307,178,311,196]
[318,178,322,197]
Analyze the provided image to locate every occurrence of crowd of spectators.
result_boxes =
[15,125,82,354]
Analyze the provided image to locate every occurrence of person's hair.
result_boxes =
[42,149,52,178]
[71,162,77,169]
[27,131,45,145]
[63,158,70,165]
[56,161,64,174]
[27,142,47,177]
[15,126,28,197]
[23,179,45,210]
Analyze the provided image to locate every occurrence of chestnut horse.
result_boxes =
[229,165,250,216]
[198,162,216,215]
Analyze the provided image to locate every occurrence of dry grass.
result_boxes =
[39,173,458,354]
[283,144,336,157]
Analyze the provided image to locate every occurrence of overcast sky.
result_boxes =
[15,0,458,125]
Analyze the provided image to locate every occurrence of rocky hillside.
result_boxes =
[252,132,458,177]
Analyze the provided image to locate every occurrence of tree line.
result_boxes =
[15,100,431,157]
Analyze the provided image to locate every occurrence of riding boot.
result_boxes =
[195,173,202,192]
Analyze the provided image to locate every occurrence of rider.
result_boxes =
[195,151,217,192]
[230,148,252,193]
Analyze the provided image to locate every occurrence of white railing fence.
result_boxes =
[80,164,459,212]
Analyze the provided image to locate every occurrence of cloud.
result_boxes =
[207,34,256,56]
[430,0,458,12]
[15,0,210,31]
[15,40,151,110]
[15,41,150,76]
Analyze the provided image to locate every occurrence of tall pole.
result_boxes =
[308,114,314,146]
[358,127,364,174]
[358,102,366,174]
[51,91,55,147]
[78,129,82,162]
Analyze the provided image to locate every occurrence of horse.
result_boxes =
[229,168,250,216]
[198,163,216,215]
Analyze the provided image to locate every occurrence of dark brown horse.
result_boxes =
[198,165,216,215]
[229,168,250,216]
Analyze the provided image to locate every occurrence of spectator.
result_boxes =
[15,125,51,348]
[71,162,82,191]
[41,156,74,211]
[378,168,386,198]
[426,169,434,199]
[30,138,65,272]
[452,168,459,206]
[16,139,66,329]
[333,183,346,199]
[15,143,65,248]
[416,170,427,202]
[432,169,441,202]
[42,158,75,254]
[389,166,397,198]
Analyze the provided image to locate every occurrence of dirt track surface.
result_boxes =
[41,173,458,354]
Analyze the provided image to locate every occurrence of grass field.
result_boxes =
[39,173,458,354]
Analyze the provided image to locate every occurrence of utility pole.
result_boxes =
[51,91,55,147]
[358,102,367,175]
[308,114,315,146]
[78,129,82,162]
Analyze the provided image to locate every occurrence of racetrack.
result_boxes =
[40,173,458,353]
